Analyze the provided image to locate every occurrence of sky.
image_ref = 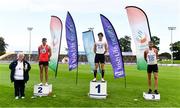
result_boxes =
[0,0,179,54]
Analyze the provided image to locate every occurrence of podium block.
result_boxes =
[89,81,107,99]
[143,92,160,100]
[34,84,52,96]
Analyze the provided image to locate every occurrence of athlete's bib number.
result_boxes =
[148,55,155,62]
[41,48,46,54]
[97,44,103,49]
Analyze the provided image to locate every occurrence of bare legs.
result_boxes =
[147,72,158,94]
[39,65,48,84]
[45,66,48,83]
[154,72,158,90]
[39,65,43,83]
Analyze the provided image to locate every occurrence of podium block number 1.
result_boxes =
[38,87,43,93]
[95,84,101,93]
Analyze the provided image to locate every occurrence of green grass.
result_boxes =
[0,64,180,107]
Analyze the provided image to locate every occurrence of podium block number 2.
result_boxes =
[38,87,43,93]
[95,84,101,93]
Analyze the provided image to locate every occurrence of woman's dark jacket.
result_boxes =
[9,60,31,83]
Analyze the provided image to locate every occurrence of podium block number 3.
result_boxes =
[152,94,155,99]
[38,87,43,93]
[95,84,101,93]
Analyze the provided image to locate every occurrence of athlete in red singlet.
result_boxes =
[38,38,51,86]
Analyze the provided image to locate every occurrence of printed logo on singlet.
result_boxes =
[148,55,155,63]
[97,44,103,49]
[41,48,47,54]
[147,49,157,64]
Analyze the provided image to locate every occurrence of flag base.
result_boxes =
[143,92,160,100]
[33,84,52,97]
[89,81,107,99]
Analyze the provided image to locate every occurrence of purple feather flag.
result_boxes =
[65,12,78,71]
[100,14,125,78]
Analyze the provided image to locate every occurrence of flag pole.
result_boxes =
[55,57,59,78]
[124,76,127,88]
[75,51,79,85]
[76,64,79,85]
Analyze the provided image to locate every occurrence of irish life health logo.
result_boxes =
[136,30,147,44]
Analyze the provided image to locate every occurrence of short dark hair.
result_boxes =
[98,32,103,37]
[42,38,47,42]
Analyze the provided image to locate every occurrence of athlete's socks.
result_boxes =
[94,70,97,78]
[101,70,105,78]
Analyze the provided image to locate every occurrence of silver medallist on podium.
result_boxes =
[33,38,52,97]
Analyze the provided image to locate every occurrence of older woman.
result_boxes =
[9,53,31,99]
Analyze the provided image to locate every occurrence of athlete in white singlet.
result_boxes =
[93,32,108,82]
[144,41,159,94]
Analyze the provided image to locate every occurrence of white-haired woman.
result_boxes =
[9,53,31,99]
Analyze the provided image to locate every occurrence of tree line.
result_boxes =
[0,36,180,60]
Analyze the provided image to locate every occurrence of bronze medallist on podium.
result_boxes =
[144,41,159,94]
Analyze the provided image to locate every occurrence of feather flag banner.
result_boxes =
[65,12,78,71]
[100,14,125,78]
[82,30,95,73]
[49,16,63,77]
[126,6,151,70]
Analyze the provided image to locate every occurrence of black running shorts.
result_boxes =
[39,61,49,66]
[147,64,158,73]
[94,54,105,64]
